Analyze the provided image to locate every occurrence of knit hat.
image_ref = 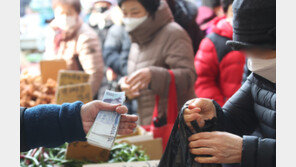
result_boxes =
[226,0,276,51]
[117,0,160,15]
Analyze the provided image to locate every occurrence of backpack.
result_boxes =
[206,32,232,63]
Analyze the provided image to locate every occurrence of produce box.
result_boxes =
[116,131,163,160]
[83,160,159,167]
[40,59,67,83]
[66,141,110,163]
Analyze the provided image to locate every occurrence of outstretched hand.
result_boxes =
[80,100,138,135]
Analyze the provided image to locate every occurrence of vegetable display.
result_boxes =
[20,144,88,167]
[20,143,149,167]
[20,72,57,107]
[109,143,149,163]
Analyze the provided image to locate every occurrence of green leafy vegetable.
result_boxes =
[20,143,149,167]
[108,143,149,163]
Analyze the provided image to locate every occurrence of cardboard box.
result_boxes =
[116,135,163,160]
[57,70,90,86]
[40,59,67,83]
[66,141,110,163]
[83,160,160,167]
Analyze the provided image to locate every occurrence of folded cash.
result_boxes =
[86,90,126,150]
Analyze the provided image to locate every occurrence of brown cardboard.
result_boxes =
[116,136,163,160]
[40,59,67,83]
[55,82,109,162]
[67,141,110,163]
[55,83,92,104]
[129,138,163,160]
[83,160,160,167]
[57,70,90,86]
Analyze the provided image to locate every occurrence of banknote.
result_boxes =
[86,90,125,150]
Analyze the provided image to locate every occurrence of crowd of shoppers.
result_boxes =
[21,0,276,166]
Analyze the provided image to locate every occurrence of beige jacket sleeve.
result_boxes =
[76,29,104,97]
[149,30,197,98]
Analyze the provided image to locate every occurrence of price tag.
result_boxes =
[55,83,92,104]
[57,70,90,86]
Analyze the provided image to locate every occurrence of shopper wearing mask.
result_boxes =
[44,0,104,98]
[118,0,196,125]
[88,0,118,47]
[183,0,276,166]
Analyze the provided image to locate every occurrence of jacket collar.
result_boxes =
[129,1,173,45]
[250,73,276,92]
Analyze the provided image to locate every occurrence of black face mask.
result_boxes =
[94,6,109,13]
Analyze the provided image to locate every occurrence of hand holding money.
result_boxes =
[86,90,137,149]
[80,100,138,135]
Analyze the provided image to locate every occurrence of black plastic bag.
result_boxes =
[158,103,221,167]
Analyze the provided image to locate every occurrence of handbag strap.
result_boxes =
[152,70,178,125]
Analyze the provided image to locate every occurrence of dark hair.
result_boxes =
[221,0,234,13]
[202,0,221,8]
[118,0,160,15]
[52,0,81,14]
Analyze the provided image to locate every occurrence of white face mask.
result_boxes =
[55,15,77,31]
[122,15,148,32]
[89,11,112,30]
[247,57,276,83]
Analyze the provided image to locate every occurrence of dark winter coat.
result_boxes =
[194,17,245,106]
[103,24,131,76]
[242,58,251,84]
[215,73,276,167]
[20,101,85,152]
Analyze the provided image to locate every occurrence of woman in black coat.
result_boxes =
[183,0,276,166]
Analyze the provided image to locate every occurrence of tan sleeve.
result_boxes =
[76,30,104,97]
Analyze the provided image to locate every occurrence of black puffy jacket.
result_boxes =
[215,73,276,167]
